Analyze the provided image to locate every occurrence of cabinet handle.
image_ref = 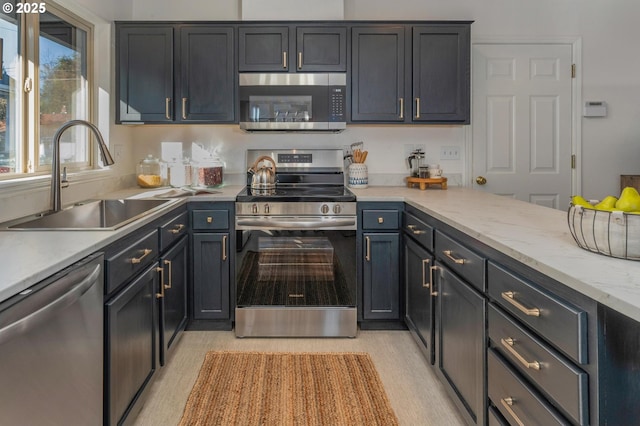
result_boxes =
[415,97,421,119]
[500,397,525,426]
[222,235,228,261]
[443,249,465,264]
[422,258,430,288]
[169,224,185,234]
[378,217,384,224]
[501,338,541,370]
[165,98,171,120]
[365,236,371,261]
[163,259,172,289]
[297,52,303,69]
[131,248,152,264]
[283,51,288,69]
[501,291,541,317]
[407,224,426,235]
[155,266,165,299]
[429,265,439,296]
[399,98,404,119]
[207,217,213,223]
[182,98,187,120]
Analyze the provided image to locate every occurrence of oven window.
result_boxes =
[236,230,356,307]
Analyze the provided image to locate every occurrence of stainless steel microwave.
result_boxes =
[239,73,346,132]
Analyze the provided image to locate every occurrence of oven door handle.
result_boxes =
[236,216,356,229]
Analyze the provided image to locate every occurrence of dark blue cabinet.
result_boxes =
[362,232,400,320]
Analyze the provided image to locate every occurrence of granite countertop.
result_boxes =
[352,186,640,322]
[2,184,640,324]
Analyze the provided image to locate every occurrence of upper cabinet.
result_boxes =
[116,23,236,124]
[351,22,471,124]
[412,25,470,123]
[238,25,347,72]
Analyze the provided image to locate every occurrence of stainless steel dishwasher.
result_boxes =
[0,252,104,425]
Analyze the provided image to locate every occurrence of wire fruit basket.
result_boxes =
[567,204,640,260]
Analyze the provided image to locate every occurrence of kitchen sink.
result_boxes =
[2,198,177,231]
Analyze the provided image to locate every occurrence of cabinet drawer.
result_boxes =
[403,211,433,251]
[362,210,399,230]
[489,304,589,425]
[159,211,188,251]
[435,230,485,291]
[488,262,587,365]
[488,349,570,426]
[105,229,159,295]
[192,209,229,230]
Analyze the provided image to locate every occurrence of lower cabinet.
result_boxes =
[434,260,486,426]
[362,232,400,320]
[105,263,158,426]
[192,232,230,320]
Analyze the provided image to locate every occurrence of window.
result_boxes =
[0,1,93,178]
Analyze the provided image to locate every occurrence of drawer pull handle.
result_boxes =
[164,259,172,289]
[422,258,430,288]
[222,235,228,261]
[155,266,165,299]
[131,248,152,264]
[365,236,371,261]
[500,397,525,426]
[429,265,439,296]
[407,224,426,235]
[207,217,213,223]
[169,224,185,234]
[502,291,541,317]
[501,338,541,370]
[443,250,465,264]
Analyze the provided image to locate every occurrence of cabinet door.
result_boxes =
[159,236,188,366]
[362,232,400,320]
[192,233,230,320]
[105,264,158,426]
[296,26,347,72]
[412,25,470,123]
[351,26,405,122]
[435,261,486,425]
[179,26,235,122]
[239,26,289,72]
[404,237,435,364]
[117,26,173,122]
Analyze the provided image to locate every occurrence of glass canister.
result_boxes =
[168,158,192,187]
[191,156,224,188]
[137,154,167,188]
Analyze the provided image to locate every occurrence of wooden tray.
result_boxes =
[406,176,448,190]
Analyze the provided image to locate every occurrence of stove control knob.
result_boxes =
[264,204,270,214]
[252,204,258,214]
[333,204,342,214]
[321,204,330,214]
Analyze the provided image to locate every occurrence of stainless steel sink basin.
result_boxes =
[3,198,176,231]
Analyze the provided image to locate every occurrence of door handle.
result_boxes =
[415,97,421,119]
[399,98,404,119]
[165,98,171,120]
[365,236,371,261]
[429,265,439,296]
[476,176,487,185]
[422,258,430,288]
[155,266,165,299]
[282,51,288,69]
[222,235,228,261]
[297,52,303,69]
[163,259,172,289]
[182,98,187,120]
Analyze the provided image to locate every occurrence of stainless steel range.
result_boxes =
[235,149,357,337]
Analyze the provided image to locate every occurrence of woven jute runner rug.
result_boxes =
[179,351,399,426]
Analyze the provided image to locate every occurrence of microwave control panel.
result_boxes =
[329,87,346,122]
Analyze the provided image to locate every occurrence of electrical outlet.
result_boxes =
[440,146,461,160]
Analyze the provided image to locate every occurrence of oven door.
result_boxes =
[235,222,356,337]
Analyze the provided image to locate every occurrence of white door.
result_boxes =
[472,43,573,209]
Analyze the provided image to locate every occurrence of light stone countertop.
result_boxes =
[3,184,640,324]
[352,186,640,322]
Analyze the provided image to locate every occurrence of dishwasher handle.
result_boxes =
[0,262,101,345]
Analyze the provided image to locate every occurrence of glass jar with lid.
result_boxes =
[137,154,167,188]
[168,157,192,187]
[191,156,224,188]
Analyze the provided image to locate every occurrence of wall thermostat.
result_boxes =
[583,101,607,117]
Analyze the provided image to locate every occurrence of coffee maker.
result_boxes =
[407,148,426,177]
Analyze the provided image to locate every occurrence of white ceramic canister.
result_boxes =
[348,163,368,188]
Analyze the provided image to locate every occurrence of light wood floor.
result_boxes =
[132,330,466,426]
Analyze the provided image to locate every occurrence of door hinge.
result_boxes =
[571,64,576,79]
[571,154,576,169]
[23,77,33,93]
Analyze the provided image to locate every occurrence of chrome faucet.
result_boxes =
[51,120,115,213]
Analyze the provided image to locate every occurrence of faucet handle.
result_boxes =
[61,166,69,188]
